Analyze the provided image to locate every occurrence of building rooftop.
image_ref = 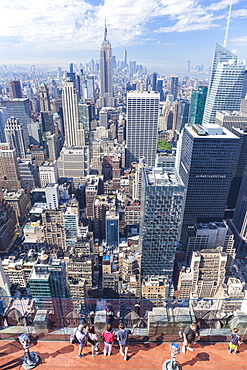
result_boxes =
[189,124,238,138]
[0,340,246,370]
[144,167,183,187]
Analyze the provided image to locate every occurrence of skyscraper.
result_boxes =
[203,44,245,125]
[126,91,159,167]
[99,23,114,107]
[152,73,157,91]
[171,75,178,101]
[39,82,51,112]
[176,99,190,132]
[178,124,240,246]
[0,143,22,191]
[0,98,31,146]
[190,248,227,298]
[123,49,127,68]
[189,86,208,126]
[208,43,237,94]
[139,167,185,283]
[4,117,26,158]
[9,81,22,99]
[62,77,85,147]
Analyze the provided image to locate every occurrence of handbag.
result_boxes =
[70,329,79,344]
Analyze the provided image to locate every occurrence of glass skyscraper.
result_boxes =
[189,86,208,126]
[139,167,185,282]
[203,44,245,125]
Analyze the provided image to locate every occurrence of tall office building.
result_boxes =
[0,98,31,146]
[242,70,247,98]
[190,248,227,298]
[42,209,66,250]
[57,146,89,187]
[178,124,239,246]
[123,49,127,68]
[139,167,185,283]
[0,143,22,191]
[152,73,157,91]
[39,161,59,188]
[176,99,190,132]
[87,75,95,100]
[39,82,51,112]
[126,91,159,167]
[203,45,245,125]
[9,81,22,99]
[187,61,191,73]
[157,79,164,101]
[29,254,68,298]
[4,117,26,158]
[215,111,247,132]
[171,75,178,101]
[208,43,237,94]
[106,209,119,249]
[189,86,208,125]
[186,221,235,273]
[99,24,114,107]
[62,78,85,147]
[0,189,17,252]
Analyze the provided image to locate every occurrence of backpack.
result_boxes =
[70,329,79,344]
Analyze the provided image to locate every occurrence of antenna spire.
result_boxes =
[104,19,107,41]
[223,0,232,48]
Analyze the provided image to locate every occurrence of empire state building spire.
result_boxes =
[104,19,107,42]
[99,23,114,107]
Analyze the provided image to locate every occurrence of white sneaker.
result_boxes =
[187,347,194,352]
[182,346,186,354]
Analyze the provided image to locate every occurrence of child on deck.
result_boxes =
[228,328,242,355]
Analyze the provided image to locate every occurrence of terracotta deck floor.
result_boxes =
[0,340,247,370]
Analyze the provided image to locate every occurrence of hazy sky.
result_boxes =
[0,0,247,74]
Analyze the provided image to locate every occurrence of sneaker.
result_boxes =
[92,353,98,357]
[78,354,85,358]
[233,351,238,355]
[120,352,124,356]
[182,346,186,354]
[187,347,194,352]
[227,347,232,354]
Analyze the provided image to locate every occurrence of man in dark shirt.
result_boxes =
[182,322,200,354]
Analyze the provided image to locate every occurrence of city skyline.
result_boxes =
[0,0,247,74]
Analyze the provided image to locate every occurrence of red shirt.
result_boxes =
[101,330,114,343]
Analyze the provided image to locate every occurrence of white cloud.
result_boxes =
[206,0,239,12]
[230,35,247,45]
[0,0,246,52]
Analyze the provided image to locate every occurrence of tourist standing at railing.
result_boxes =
[117,322,137,361]
[182,322,200,354]
[228,328,242,355]
[76,324,88,358]
[101,324,115,356]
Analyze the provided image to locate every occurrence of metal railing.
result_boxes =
[0,295,246,342]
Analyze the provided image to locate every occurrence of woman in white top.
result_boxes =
[87,325,99,357]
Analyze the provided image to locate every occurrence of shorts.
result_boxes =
[88,338,98,346]
[229,343,238,351]
[79,341,86,348]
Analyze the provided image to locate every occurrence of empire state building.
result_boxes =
[99,24,114,108]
